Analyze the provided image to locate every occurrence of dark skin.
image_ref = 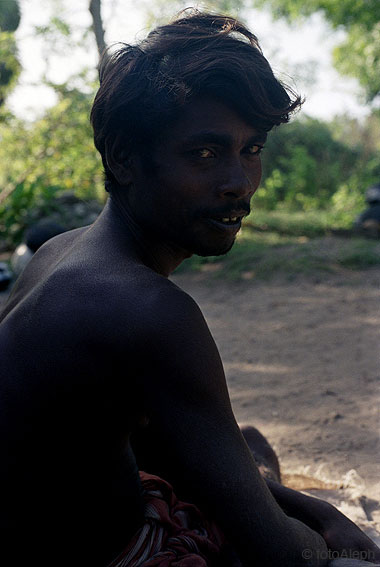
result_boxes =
[1,98,379,567]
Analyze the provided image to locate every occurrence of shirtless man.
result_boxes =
[1,12,379,567]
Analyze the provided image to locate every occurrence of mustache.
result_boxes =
[198,203,251,218]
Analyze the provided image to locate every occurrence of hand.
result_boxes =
[264,480,380,564]
[320,503,380,563]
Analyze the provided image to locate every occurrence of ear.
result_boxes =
[105,137,133,186]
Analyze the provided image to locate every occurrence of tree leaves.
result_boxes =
[0,0,20,107]
[334,23,380,103]
[253,0,380,102]
[255,114,380,214]
[0,82,104,247]
[0,0,20,32]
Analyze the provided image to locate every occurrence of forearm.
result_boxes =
[136,412,328,565]
[139,301,328,565]
[161,416,329,566]
[265,478,332,533]
[265,479,380,562]
[207,459,329,566]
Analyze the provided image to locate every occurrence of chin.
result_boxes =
[191,238,235,258]
[168,226,237,259]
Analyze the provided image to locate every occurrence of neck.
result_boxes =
[104,191,191,277]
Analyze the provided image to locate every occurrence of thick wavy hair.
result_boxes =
[90,10,302,191]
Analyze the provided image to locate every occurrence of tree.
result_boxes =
[0,79,104,246]
[89,0,106,58]
[0,0,21,107]
[253,0,380,104]
[255,115,380,217]
[334,23,380,104]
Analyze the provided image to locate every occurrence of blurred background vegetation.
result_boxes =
[0,0,379,276]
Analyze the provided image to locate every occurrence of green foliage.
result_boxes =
[0,0,20,32]
[0,0,21,106]
[255,116,375,216]
[334,23,380,103]
[246,209,339,237]
[1,0,378,253]
[35,16,73,54]
[329,185,364,226]
[0,78,104,247]
[1,178,62,245]
[253,0,380,102]
[0,31,21,106]
[254,0,380,29]
[2,91,378,249]
[35,16,71,44]
[329,112,380,221]
[33,8,94,66]
[0,2,103,248]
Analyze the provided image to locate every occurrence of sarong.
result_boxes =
[108,471,240,567]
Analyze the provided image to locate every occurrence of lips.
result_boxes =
[203,209,248,231]
[205,216,243,233]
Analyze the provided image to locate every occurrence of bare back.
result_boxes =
[0,219,171,565]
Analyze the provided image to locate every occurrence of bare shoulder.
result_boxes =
[1,227,88,321]
[134,271,205,328]
[120,268,230,403]
[2,228,212,367]
[103,267,210,349]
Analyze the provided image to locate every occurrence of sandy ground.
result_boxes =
[171,266,380,545]
[1,261,379,549]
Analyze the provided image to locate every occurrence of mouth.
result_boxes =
[205,214,244,233]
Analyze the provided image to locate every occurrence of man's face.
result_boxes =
[126,97,266,257]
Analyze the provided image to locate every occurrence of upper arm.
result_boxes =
[134,284,234,424]
[130,283,246,504]
[121,282,328,565]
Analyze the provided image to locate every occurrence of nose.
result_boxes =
[218,160,261,199]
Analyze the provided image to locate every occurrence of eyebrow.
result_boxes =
[181,130,268,148]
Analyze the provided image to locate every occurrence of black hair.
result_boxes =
[90,10,303,191]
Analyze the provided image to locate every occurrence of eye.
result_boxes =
[192,148,215,159]
[245,144,264,156]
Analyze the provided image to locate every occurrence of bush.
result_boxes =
[256,115,380,218]
[0,80,105,248]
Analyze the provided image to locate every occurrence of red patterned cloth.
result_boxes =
[107,471,228,567]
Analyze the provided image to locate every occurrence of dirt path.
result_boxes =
[172,267,380,541]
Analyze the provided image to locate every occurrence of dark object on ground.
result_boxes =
[0,262,12,291]
[241,425,281,483]
[364,184,380,205]
[26,191,102,231]
[11,221,67,278]
[354,184,380,239]
[25,221,66,252]
[354,206,380,239]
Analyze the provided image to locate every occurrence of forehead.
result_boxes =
[160,97,266,146]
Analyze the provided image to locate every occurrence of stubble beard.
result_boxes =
[177,229,237,258]
[156,215,237,260]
